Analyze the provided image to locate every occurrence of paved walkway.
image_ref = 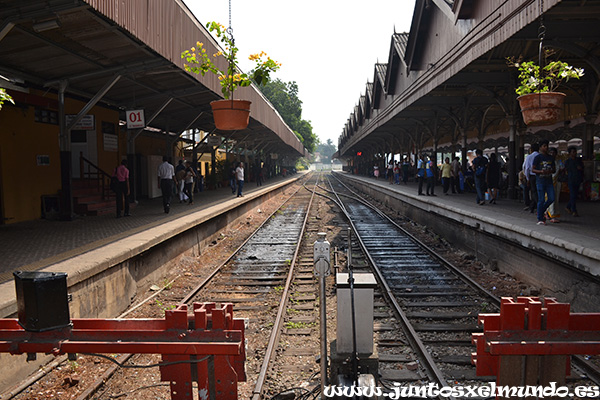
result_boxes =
[341,173,600,261]
[0,175,297,284]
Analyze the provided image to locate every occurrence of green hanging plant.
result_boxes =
[0,88,14,110]
[507,57,584,96]
[181,22,281,99]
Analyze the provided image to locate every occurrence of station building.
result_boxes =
[337,0,600,199]
[0,0,307,224]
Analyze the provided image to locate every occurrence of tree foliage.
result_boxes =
[316,139,337,163]
[259,79,317,153]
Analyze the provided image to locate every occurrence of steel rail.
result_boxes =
[331,173,600,387]
[321,175,452,399]
[251,173,321,400]
[63,173,314,400]
[326,176,501,304]
[179,175,311,306]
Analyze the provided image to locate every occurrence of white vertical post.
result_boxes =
[314,232,330,395]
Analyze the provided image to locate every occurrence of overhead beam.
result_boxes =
[66,74,121,131]
[0,21,14,43]
[131,97,174,141]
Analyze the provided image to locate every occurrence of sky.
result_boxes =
[184,0,416,148]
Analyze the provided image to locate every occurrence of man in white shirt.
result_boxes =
[157,156,176,213]
[235,162,245,197]
[522,143,539,213]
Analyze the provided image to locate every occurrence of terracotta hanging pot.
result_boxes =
[517,92,566,126]
[210,99,251,130]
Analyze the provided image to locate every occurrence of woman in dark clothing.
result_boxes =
[486,153,501,204]
[565,146,584,217]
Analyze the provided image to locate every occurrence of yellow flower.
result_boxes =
[191,47,195,52]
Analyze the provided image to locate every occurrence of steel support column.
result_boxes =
[58,80,73,221]
[582,114,597,160]
[507,116,518,199]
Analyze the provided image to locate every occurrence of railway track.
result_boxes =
[6,170,600,399]
[323,173,600,397]
[101,172,321,400]
[5,173,321,400]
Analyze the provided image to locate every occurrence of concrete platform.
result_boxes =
[0,173,304,318]
[335,172,600,311]
[0,172,305,392]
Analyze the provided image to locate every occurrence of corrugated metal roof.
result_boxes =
[392,32,409,61]
[0,0,306,157]
[374,63,388,88]
[338,0,599,156]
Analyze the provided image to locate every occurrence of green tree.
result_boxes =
[259,78,317,153]
[317,139,337,163]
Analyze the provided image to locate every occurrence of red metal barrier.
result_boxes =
[0,302,246,400]
[472,297,600,398]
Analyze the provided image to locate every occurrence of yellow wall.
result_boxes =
[0,89,121,223]
[0,88,210,223]
[0,104,61,223]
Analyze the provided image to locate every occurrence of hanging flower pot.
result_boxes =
[210,99,251,130]
[182,21,281,130]
[517,92,565,126]
[508,58,584,126]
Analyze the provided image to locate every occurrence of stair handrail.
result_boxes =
[79,152,113,200]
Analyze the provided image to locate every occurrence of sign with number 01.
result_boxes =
[126,110,145,129]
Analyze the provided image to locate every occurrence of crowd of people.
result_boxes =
[520,141,584,225]
[380,155,466,196]
[112,157,276,217]
[371,142,585,226]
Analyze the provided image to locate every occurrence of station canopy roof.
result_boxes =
[0,0,306,158]
[337,0,600,156]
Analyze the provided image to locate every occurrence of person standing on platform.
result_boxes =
[175,160,187,203]
[256,161,263,186]
[450,156,461,194]
[402,157,410,185]
[373,164,379,179]
[565,146,584,217]
[440,157,452,195]
[392,161,400,184]
[158,156,176,214]
[472,149,488,205]
[416,155,425,195]
[387,160,394,184]
[486,153,501,204]
[114,159,130,218]
[523,143,539,214]
[532,140,555,225]
[425,156,436,196]
[236,161,245,197]
[230,163,237,194]
[183,161,196,205]
[519,169,530,209]
[545,147,562,222]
